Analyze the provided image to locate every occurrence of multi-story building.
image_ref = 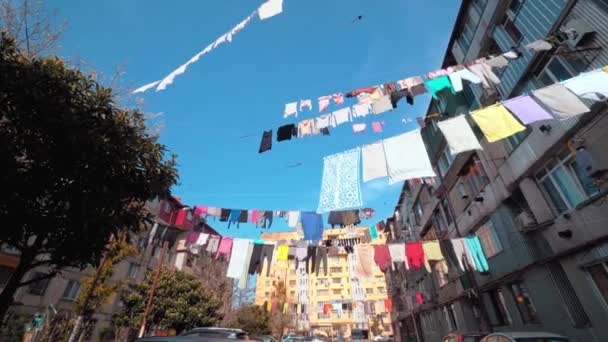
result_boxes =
[255,227,393,339]
[0,196,230,341]
[387,0,608,341]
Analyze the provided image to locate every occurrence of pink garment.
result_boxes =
[333,93,344,105]
[318,96,331,112]
[299,99,312,111]
[250,210,260,224]
[193,206,208,216]
[416,293,424,304]
[352,123,366,134]
[372,121,385,133]
[216,237,234,260]
[427,69,450,79]
[186,231,200,245]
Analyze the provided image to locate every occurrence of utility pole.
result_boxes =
[138,240,168,338]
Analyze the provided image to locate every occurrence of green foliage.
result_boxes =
[113,268,223,334]
[226,305,271,336]
[0,33,177,317]
[73,235,137,316]
[370,317,382,336]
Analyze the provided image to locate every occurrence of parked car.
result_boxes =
[442,332,486,342]
[480,332,570,342]
[252,335,277,342]
[180,327,250,340]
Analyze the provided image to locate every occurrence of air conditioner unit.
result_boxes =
[515,210,538,232]
[563,19,595,48]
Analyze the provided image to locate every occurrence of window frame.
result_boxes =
[502,16,523,44]
[488,288,512,326]
[509,282,540,324]
[475,220,503,258]
[28,272,50,296]
[536,152,589,215]
[587,262,608,307]
[62,280,81,301]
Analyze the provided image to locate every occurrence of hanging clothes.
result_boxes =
[315,114,332,130]
[284,102,298,118]
[315,246,328,276]
[227,209,241,229]
[415,293,424,305]
[263,210,273,228]
[206,235,221,254]
[397,76,427,96]
[427,68,450,79]
[258,0,283,20]
[448,68,482,92]
[424,75,455,99]
[249,210,259,224]
[373,245,392,272]
[299,99,312,111]
[331,107,352,127]
[317,147,363,212]
[372,121,384,133]
[466,236,489,272]
[301,211,324,240]
[468,61,501,88]
[295,246,307,270]
[258,130,272,153]
[437,115,482,154]
[220,208,231,222]
[388,244,407,271]
[238,210,248,223]
[525,39,553,52]
[563,69,608,101]
[277,124,297,142]
[342,210,361,226]
[333,93,344,105]
[486,55,509,68]
[502,95,554,125]
[471,104,526,142]
[451,238,476,272]
[318,95,331,112]
[332,303,343,317]
[276,244,289,261]
[390,88,414,108]
[362,142,388,183]
[216,237,234,260]
[369,225,379,240]
[352,123,367,134]
[355,244,374,279]
[306,245,317,274]
[383,130,435,184]
[383,82,397,96]
[371,96,394,114]
[384,299,393,313]
[320,127,330,136]
[256,244,275,276]
[328,211,345,228]
[532,83,590,120]
[287,211,300,228]
[186,231,200,245]
[406,242,424,270]
[352,103,372,118]
[323,303,332,315]
[422,240,443,272]
[298,119,315,137]
[346,87,377,98]
[226,238,252,279]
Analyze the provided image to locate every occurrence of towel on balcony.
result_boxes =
[226,238,252,280]
[362,142,388,182]
[502,95,554,125]
[388,244,408,270]
[532,83,590,120]
[451,238,477,271]
[383,130,435,184]
[471,104,526,142]
[317,147,363,212]
[355,244,374,279]
[215,237,233,260]
[406,242,424,270]
[562,69,608,102]
[373,244,392,272]
[424,75,455,99]
[276,244,289,261]
[422,240,444,272]
[437,115,482,154]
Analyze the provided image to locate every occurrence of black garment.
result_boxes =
[306,246,317,274]
[248,244,264,274]
[328,211,344,227]
[238,210,248,223]
[376,221,387,232]
[345,246,354,254]
[315,246,328,276]
[264,211,273,228]
[219,208,230,222]
[320,127,330,136]
[258,244,274,276]
[342,210,361,226]
[391,88,414,108]
[259,130,272,153]
[277,124,297,142]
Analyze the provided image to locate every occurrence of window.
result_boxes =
[508,0,523,15]
[163,202,171,213]
[438,146,455,177]
[290,291,295,297]
[431,209,448,233]
[588,262,608,305]
[476,220,503,258]
[331,278,341,284]
[504,128,530,154]
[377,287,386,293]
[264,292,269,298]
[330,267,342,273]
[413,200,424,225]
[127,263,139,279]
[463,156,489,196]
[366,288,374,294]
[509,282,539,324]
[317,290,329,296]
[28,272,50,296]
[332,289,342,295]
[265,280,271,286]
[536,57,576,86]
[375,276,384,283]
[488,288,512,326]
[435,260,449,287]
[536,152,589,214]
[503,17,522,44]
[62,280,81,301]
[443,304,459,330]
[289,280,296,286]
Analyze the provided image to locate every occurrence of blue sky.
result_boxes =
[53,0,461,239]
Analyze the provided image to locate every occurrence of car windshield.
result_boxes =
[515,339,570,342]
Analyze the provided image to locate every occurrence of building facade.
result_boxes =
[0,197,230,341]
[255,227,393,339]
[387,0,608,341]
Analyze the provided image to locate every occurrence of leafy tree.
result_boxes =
[269,280,294,339]
[113,267,223,334]
[226,305,271,336]
[0,35,178,321]
[370,317,382,337]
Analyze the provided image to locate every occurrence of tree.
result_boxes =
[0,35,178,322]
[113,268,222,334]
[226,305,271,336]
[370,317,382,337]
[268,280,294,339]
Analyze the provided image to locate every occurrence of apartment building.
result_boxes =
[387,1,608,341]
[255,227,393,339]
[0,196,229,341]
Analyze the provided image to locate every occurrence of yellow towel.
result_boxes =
[276,245,289,261]
[603,65,608,73]
[471,104,526,142]
[422,240,444,272]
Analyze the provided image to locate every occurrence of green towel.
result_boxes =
[424,75,455,99]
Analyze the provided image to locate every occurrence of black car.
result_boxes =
[138,327,250,341]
